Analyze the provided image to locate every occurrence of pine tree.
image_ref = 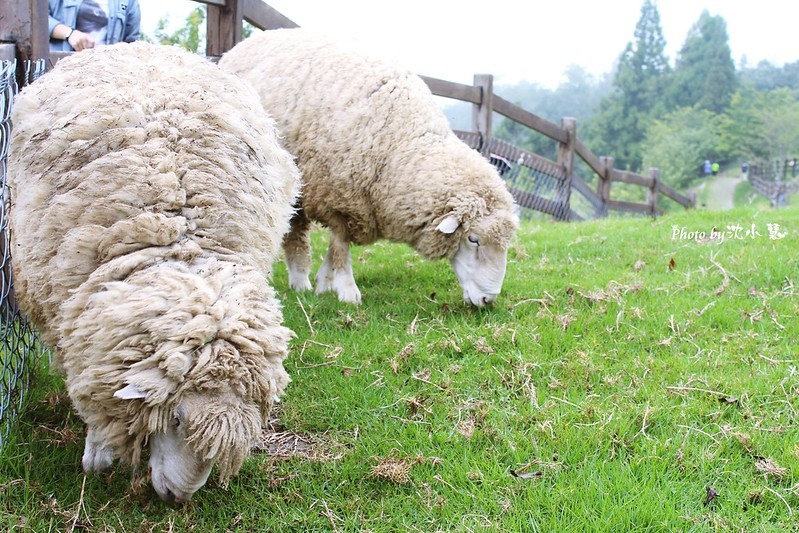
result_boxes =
[668,11,737,113]
[585,0,670,171]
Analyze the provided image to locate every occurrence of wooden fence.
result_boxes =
[747,164,799,207]
[422,74,695,220]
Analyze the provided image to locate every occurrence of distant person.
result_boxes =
[711,162,719,176]
[703,160,712,177]
[49,0,141,52]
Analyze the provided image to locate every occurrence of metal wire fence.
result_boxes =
[0,59,46,448]
[455,131,580,221]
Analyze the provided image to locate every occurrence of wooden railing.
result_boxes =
[747,166,799,207]
[1,0,694,221]
[422,74,695,220]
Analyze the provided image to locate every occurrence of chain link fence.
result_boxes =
[0,59,46,448]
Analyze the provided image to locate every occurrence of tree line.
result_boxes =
[495,0,799,194]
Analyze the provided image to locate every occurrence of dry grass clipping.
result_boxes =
[369,458,414,484]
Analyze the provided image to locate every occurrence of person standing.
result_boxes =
[49,0,141,52]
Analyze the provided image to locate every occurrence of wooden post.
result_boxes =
[554,117,576,221]
[0,0,49,85]
[471,74,493,156]
[647,167,660,216]
[206,0,243,57]
[597,156,613,217]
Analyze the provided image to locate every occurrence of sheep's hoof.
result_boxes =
[335,285,362,305]
[82,443,114,473]
[289,278,313,292]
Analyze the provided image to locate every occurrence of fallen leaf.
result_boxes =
[704,487,719,506]
[668,257,676,271]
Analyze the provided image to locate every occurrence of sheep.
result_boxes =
[219,28,518,307]
[7,41,301,503]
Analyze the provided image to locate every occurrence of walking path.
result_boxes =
[699,174,742,210]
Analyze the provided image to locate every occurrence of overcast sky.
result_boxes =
[139,0,799,88]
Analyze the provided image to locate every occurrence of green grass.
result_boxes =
[2,206,798,531]
[734,180,766,208]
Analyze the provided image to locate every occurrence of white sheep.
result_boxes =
[7,42,300,503]
[219,28,518,307]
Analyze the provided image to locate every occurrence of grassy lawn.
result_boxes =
[1,206,797,531]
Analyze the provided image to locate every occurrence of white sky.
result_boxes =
[139,0,799,88]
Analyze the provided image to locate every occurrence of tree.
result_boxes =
[738,60,799,91]
[142,6,256,54]
[641,106,721,191]
[146,6,206,53]
[584,0,671,171]
[720,87,799,165]
[668,11,737,113]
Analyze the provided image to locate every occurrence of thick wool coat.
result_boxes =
[8,42,300,480]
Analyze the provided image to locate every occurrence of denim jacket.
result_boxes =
[49,0,141,51]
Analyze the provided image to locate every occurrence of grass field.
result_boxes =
[1,205,797,531]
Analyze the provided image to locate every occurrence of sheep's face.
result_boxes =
[147,395,214,505]
[115,386,262,504]
[437,209,518,307]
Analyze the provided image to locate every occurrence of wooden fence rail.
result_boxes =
[421,73,695,220]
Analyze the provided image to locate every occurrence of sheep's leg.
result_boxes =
[315,227,361,304]
[283,211,313,291]
[82,426,114,473]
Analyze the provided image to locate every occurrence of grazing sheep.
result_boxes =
[219,28,518,307]
[7,42,300,503]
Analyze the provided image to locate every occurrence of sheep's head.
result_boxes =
[114,384,265,504]
[111,336,288,504]
[435,206,519,307]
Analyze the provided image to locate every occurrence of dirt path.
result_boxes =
[701,174,742,210]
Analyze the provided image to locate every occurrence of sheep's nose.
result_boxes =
[161,488,177,504]
[159,487,187,506]
[480,293,498,306]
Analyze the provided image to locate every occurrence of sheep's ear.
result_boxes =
[114,384,147,400]
[436,214,460,234]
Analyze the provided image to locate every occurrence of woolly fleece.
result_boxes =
[219,28,517,262]
[8,42,300,481]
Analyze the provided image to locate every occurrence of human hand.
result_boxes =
[67,30,96,51]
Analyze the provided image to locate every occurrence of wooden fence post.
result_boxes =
[206,0,243,57]
[471,74,493,156]
[647,167,660,216]
[0,0,49,84]
[597,156,613,217]
[554,117,576,221]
